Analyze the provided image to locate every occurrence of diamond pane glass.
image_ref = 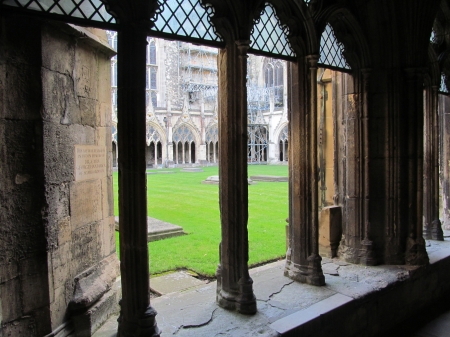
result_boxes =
[250,3,296,58]
[152,0,222,42]
[440,74,448,94]
[2,0,116,24]
[319,24,350,70]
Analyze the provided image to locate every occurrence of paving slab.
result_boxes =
[181,167,204,172]
[115,216,185,242]
[202,175,256,185]
[93,238,450,337]
[146,170,176,174]
[250,175,288,182]
[150,271,207,295]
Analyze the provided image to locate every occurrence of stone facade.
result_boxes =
[107,34,290,167]
[0,18,119,336]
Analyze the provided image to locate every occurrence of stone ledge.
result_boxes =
[93,238,450,337]
[114,216,185,242]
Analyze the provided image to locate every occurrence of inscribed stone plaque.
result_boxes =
[70,179,103,229]
[74,145,106,181]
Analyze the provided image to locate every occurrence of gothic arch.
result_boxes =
[145,122,166,146]
[172,123,201,146]
[253,0,320,57]
[314,6,372,70]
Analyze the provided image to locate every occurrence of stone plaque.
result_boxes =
[70,180,103,229]
[74,145,106,181]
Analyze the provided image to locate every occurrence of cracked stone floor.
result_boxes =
[93,232,450,337]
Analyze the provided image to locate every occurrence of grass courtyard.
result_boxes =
[113,165,288,277]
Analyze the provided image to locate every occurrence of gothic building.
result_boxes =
[2,0,450,336]
[106,33,291,166]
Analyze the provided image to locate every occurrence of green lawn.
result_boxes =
[113,165,288,277]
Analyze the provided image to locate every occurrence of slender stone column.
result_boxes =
[404,68,429,265]
[117,27,160,336]
[424,86,432,239]
[360,69,377,265]
[187,142,191,164]
[284,56,325,286]
[216,40,256,314]
[431,85,443,240]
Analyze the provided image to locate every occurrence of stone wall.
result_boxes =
[0,17,119,337]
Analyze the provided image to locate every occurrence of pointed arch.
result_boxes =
[315,6,372,70]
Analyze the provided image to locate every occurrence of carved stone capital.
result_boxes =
[236,39,251,56]
[306,54,319,69]
[101,0,159,30]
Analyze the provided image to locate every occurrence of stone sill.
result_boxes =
[93,237,450,337]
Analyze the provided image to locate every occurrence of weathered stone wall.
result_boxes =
[0,17,50,337]
[0,16,118,337]
[439,94,450,230]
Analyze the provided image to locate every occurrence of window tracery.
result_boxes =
[172,124,195,143]
[250,2,296,59]
[318,23,350,70]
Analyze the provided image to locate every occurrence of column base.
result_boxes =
[359,239,378,266]
[118,305,160,337]
[405,236,429,266]
[216,276,257,315]
[431,219,444,241]
[284,255,325,286]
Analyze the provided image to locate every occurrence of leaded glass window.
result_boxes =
[148,39,157,65]
[173,125,195,142]
[319,23,350,71]
[146,125,162,145]
[279,125,288,142]
[250,3,296,59]
[151,0,222,44]
[3,0,116,26]
[205,125,218,143]
[150,68,157,90]
[264,58,284,107]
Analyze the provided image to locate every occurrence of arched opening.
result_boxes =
[177,141,183,164]
[157,141,162,165]
[146,142,155,167]
[112,141,117,167]
[190,142,196,163]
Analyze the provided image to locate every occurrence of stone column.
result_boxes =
[440,94,450,229]
[284,56,325,286]
[404,68,429,265]
[360,69,377,264]
[117,26,160,337]
[187,142,191,164]
[216,40,256,314]
[424,85,443,239]
[214,142,218,163]
[431,86,442,238]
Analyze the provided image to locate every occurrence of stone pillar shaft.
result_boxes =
[360,69,376,265]
[284,56,325,286]
[117,27,159,337]
[424,85,443,240]
[216,40,256,314]
[404,68,429,264]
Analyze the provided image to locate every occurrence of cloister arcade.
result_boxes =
[2,0,450,336]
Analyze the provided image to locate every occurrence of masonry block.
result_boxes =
[319,206,342,258]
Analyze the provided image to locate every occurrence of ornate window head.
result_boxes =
[173,125,195,143]
[3,0,116,25]
[250,3,296,60]
[318,23,350,71]
[151,0,222,44]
